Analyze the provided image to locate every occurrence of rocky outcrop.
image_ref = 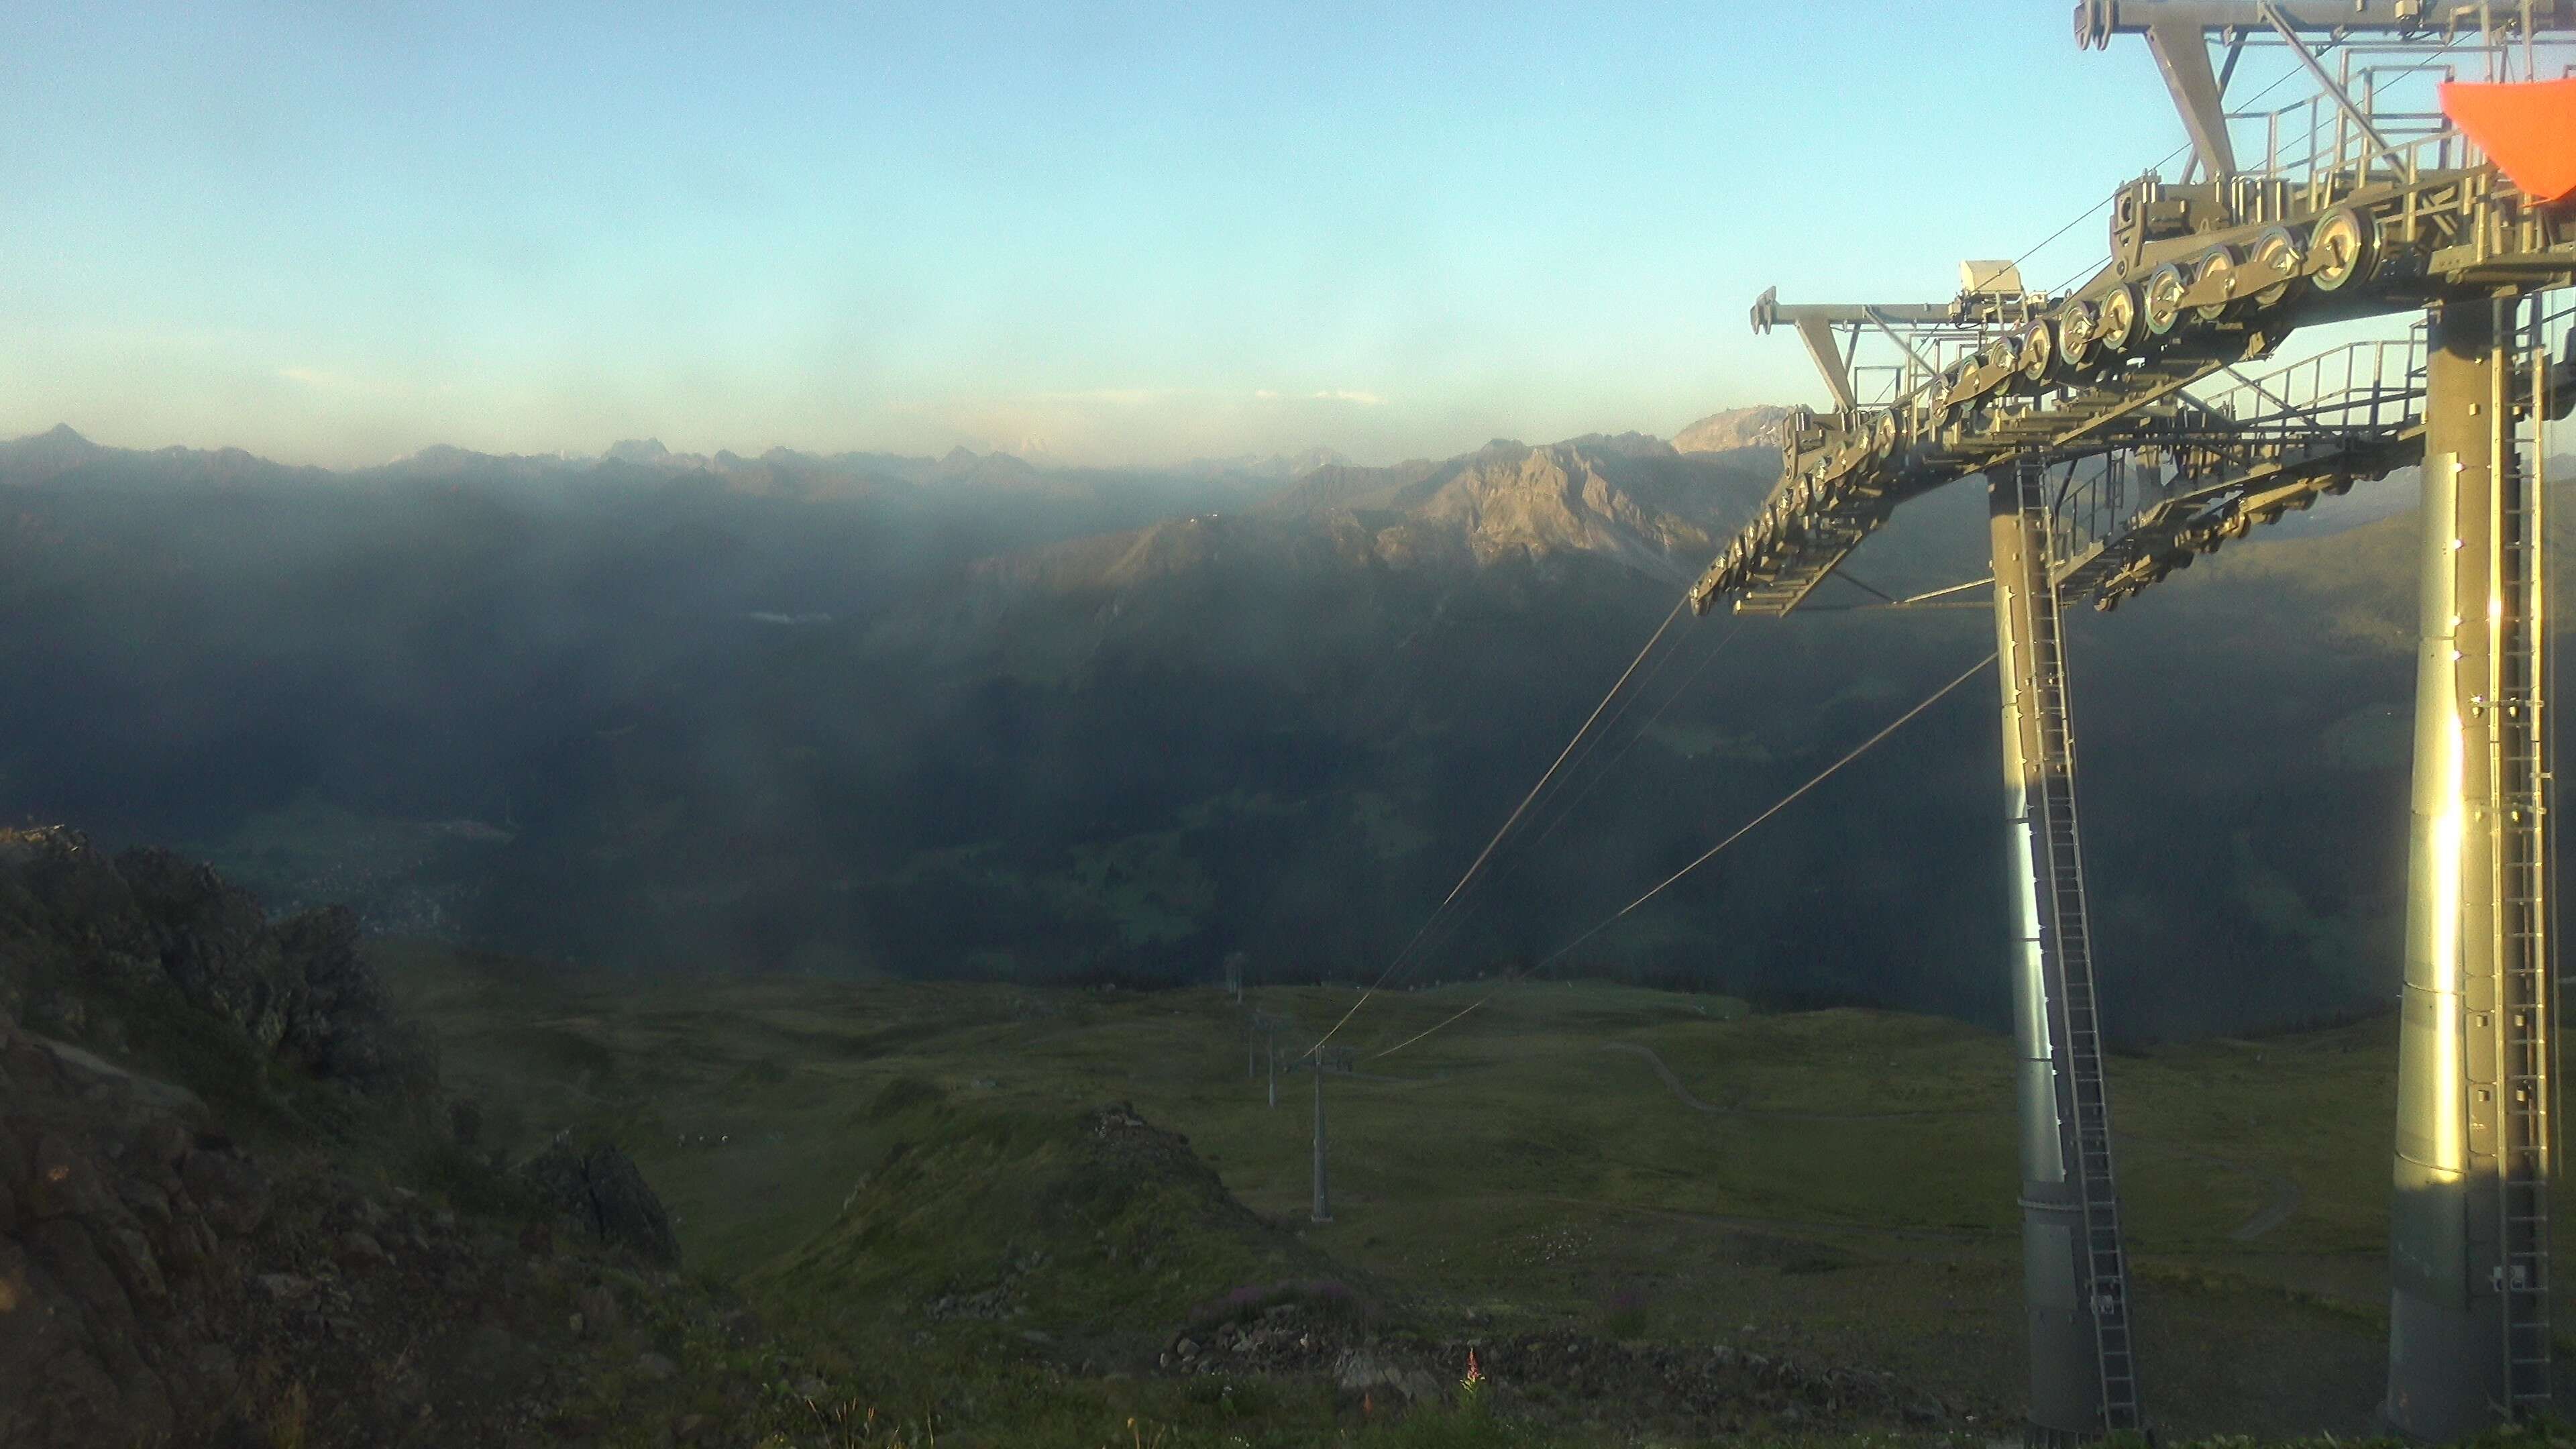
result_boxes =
[271,906,417,1085]
[0,831,751,1446]
[0,1018,270,1448]
[0,1009,798,1448]
[115,844,299,1051]
[520,1139,681,1267]
[0,827,432,1093]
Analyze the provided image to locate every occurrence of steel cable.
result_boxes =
[1303,590,1692,1056]
[1371,649,1997,1061]
[1391,617,1746,978]
[1517,621,1744,859]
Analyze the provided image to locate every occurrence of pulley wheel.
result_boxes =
[2249,227,2302,308]
[2057,299,2098,370]
[2094,284,2139,354]
[2308,208,2375,292]
[2019,318,2055,383]
[2192,246,2239,323]
[2143,262,2187,336]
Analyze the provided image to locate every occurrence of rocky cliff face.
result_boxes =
[0,830,740,1447]
[0,828,432,1093]
[984,433,1777,601]
[1403,438,1721,574]
[0,1020,271,1446]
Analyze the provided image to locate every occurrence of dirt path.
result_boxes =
[1603,1041,1987,1123]
[2225,1176,2305,1242]
[1607,1041,2303,1242]
[2116,1132,2304,1243]
[1344,1069,1445,1087]
[1543,1195,2003,1251]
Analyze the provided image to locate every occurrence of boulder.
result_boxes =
[1334,1350,1442,1404]
[521,1138,682,1267]
[574,1283,621,1336]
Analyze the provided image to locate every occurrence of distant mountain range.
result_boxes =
[2,421,1780,583]
[0,417,2544,1041]
[0,420,1752,543]
[5,425,1322,508]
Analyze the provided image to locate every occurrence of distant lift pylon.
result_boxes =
[1693,2,2576,1441]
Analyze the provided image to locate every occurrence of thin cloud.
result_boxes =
[278,366,410,399]
[1252,388,1385,407]
[1029,388,1172,406]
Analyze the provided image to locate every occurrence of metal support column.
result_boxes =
[1310,1053,1332,1223]
[1990,459,2143,1444]
[2385,294,2555,1436]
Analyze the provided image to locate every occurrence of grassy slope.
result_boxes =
[388,944,2530,1443]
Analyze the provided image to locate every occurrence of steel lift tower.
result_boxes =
[1689,3,2576,1438]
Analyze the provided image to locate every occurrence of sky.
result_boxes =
[0,2,2246,468]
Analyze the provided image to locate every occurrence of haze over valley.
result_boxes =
[0,416,2521,1042]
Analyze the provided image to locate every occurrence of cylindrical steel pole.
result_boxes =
[1310,1053,1331,1222]
[2385,294,2552,1434]
[1990,461,2141,1442]
[1267,1033,1277,1109]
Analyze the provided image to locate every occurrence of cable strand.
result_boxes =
[1305,590,1692,1056]
[1373,649,1996,1060]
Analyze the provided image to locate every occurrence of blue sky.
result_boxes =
[0,3,2224,466]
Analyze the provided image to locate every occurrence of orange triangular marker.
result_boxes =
[2441,78,2576,205]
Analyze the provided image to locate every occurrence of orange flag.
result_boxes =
[2441,78,2576,205]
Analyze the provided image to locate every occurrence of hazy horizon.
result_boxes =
[1,2,2245,470]
[1,409,1774,473]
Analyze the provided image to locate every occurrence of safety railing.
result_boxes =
[2186,327,2430,441]
[2045,325,2430,565]
[2045,291,2574,587]
[2237,58,2475,189]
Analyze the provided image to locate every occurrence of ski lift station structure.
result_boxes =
[1686,2,2576,1441]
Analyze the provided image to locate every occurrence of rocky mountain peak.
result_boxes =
[0,425,107,481]
[1672,406,1794,455]
[30,423,97,451]
[1411,439,1710,572]
[1560,430,1680,460]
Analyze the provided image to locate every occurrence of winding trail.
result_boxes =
[1541,1195,2000,1252]
[1343,1069,1445,1088]
[1605,1040,2304,1242]
[2224,1177,2306,1242]
[1602,1041,1985,1123]
[2123,1133,2305,1243]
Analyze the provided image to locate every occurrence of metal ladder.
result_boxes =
[2490,311,2553,1416]
[2017,462,2145,1434]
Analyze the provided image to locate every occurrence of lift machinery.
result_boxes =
[1692,3,2576,1439]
